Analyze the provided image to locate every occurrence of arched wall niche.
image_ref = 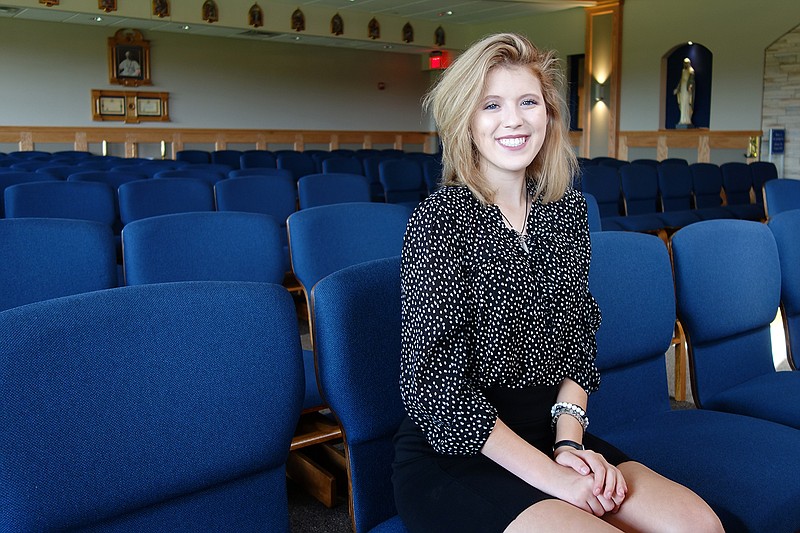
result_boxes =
[662,42,713,130]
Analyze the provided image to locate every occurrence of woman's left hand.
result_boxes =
[553,447,627,510]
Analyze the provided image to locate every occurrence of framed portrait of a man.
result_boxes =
[108,28,151,86]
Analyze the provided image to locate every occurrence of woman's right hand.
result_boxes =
[550,463,623,516]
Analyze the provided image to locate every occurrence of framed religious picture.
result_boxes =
[368,17,380,40]
[153,0,169,18]
[248,3,263,28]
[202,0,218,23]
[99,0,116,13]
[108,29,151,87]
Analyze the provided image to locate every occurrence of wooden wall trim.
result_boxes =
[618,129,762,162]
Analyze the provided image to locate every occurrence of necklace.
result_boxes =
[498,192,531,251]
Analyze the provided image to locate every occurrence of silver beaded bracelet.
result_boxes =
[550,401,589,432]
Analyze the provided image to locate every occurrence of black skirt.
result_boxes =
[392,385,630,533]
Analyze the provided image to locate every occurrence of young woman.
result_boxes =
[392,33,722,533]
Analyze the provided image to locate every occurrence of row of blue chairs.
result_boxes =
[316,216,800,532]
[578,160,778,233]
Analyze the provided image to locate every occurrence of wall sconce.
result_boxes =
[593,81,606,102]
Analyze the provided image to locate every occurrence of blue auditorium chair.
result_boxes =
[154,168,227,185]
[239,150,277,169]
[763,178,800,219]
[579,165,625,230]
[118,178,215,224]
[769,209,800,369]
[311,257,408,533]
[0,281,303,532]
[228,168,293,179]
[362,154,391,201]
[211,149,242,169]
[214,174,297,273]
[656,162,702,227]
[671,219,800,428]
[122,161,188,178]
[582,192,602,232]
[34,165,80,180]
[631,158,659,168]
[593,156,628,170]
[297,173,371,209]
[68,170,147,189]
[719,162,764,220]
[616,163,669,232]
[321,156,364,175]
[588,230,800,532]
[277,152,316,182]
[421,157,442,195]
[750,161,778,209]
[660,157,689,166]
[175,149,211,164]
[0,171,54,218]
[688,163,736,220]
[121,211,285,286]
[378,159,425,209]
[5,180,116,228]
[0,218,117,311]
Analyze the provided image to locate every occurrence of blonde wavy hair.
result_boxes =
[424,32,577,204]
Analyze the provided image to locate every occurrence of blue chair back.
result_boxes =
[34,165,79,180]
[619,163,660,215]
[763,179,800,219]
[311,257,407,533]
[118,178,215,224]
[582,192,602,232]
[228,168,293,179]
[277,152,316,182]
[657,162,694,212]
[689,163,725,209]
[298,173,371,209]
[240,150,277,169]
[588,231,675,429]
[378,159,424,209]
[0,281,303,532]
[154,168,227,185]
[68,170,147,190]
[211,149,242,169]
[421,158,442,194]
[719,162,754,206]
[175,149,211,164]
[768,209,800,369]
[322,156,364,175]
[122,211,285,285]
[750,161,778,206]
[287,202,410,295]
[580,165,621,218]
[671,219,781,406]
[660,158,689,166]
[5,180,116,226]
[0,218,117,311]
[0,172,55,218]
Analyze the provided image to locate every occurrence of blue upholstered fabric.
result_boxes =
[688,163,736,219]
[33,164,79,180]
[719,162,763,220]
[614,164,670,231]
[655,163,702,226]
[582,192,602,233]
[5,180,117,226]
[277,152,316,181]
[175,149,211,164]
[768,209,800,369]
[239,150,277,169]
[0,281,303,531]
[287,202,410,294]
[321,156,364,175]
[211,149,242,169]
[118,178,215,224]
[298,173,371,209]
[750,161,778,206]
[154,168,227,185]
[0,218,117,311]
[580,165,621,218]
[0,171,55,218]
[311,257,407,533]
[68,170,148,189]
[671,219,800,424]
[588,230,800,533]
[379,159,425,209]
[764,178,800,219]
[122,211,285,285]
[421,158,442,194]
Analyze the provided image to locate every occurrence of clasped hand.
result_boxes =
[553,447,628,516]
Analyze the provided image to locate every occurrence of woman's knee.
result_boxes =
[505,499,621,533]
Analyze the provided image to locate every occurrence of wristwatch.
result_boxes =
[553,439,585,452]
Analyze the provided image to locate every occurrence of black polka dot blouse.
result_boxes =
[399,184,602,456]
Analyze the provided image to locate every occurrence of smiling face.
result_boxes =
[471,65,548,186]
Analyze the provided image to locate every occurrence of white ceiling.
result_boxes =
[0,1,595,54]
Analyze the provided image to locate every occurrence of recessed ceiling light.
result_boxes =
[383,45,393,49]
[91,16,103,22]
[688,41,693,45]
[181,25,191,30]
[438,10,453,17]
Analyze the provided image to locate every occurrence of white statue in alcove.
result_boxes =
[674,58,696,128]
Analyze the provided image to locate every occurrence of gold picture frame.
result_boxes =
[108,29,151,87]
[92,89,169,124]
